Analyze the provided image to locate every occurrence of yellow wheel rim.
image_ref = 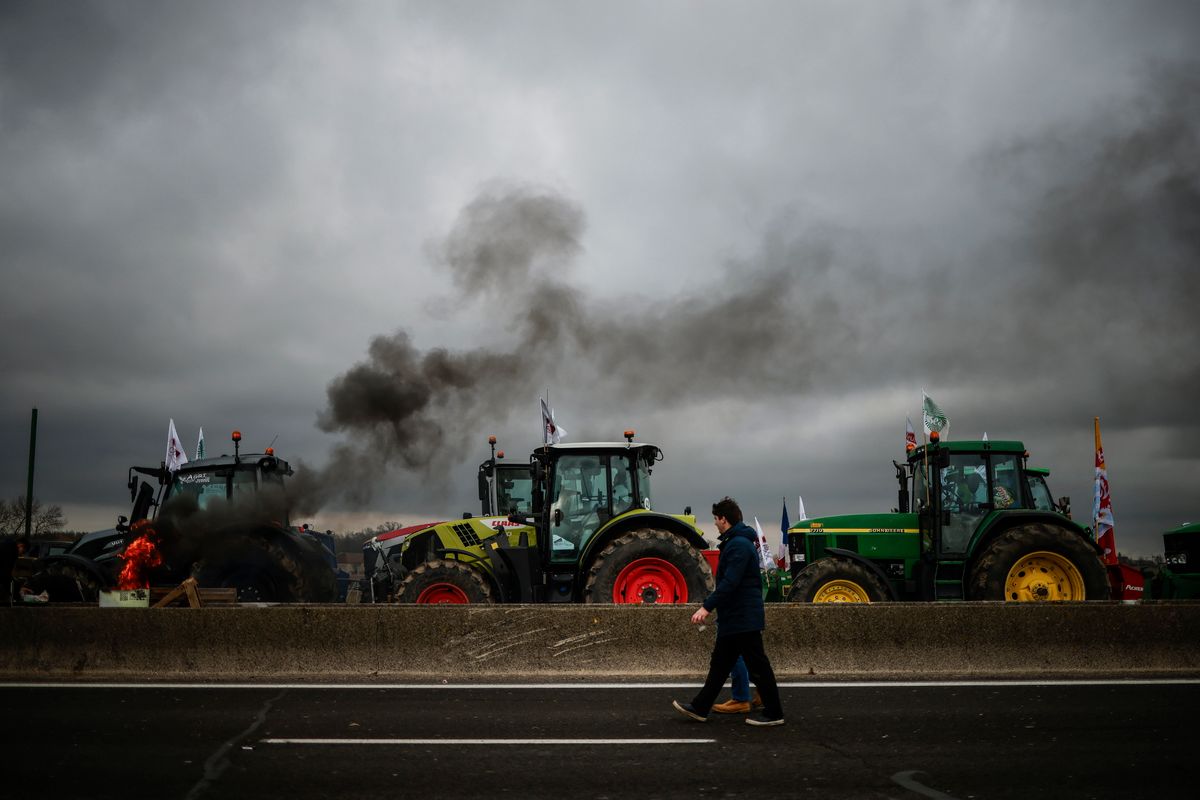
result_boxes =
[1004,550,1086,601]
[812,579,872,603]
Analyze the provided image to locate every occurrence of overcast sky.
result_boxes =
[2,1,1197,557]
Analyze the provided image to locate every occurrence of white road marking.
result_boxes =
[4,678,1199,689]
[262,738,714,745]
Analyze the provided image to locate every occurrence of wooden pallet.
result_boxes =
[150,578,238,608]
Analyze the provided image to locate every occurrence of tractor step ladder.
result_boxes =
[933,559,966,600]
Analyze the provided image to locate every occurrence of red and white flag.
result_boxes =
[1092,417,1118,566]
[905,417,917,452]
[752,517,776,572]
[540,397,566,445]
[165,418,189,473]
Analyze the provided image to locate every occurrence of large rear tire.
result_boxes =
[583,529,713,604]
[786,557,889,603]
[394,559,494,604]
[194,533,337,603]
[967,523,1110,601]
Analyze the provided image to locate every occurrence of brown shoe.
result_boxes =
[751,691,763,709]
[711,699,752,714]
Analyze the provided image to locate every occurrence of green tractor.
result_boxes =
[1149,522,1200,599]
[786,436,1111,602]
[385,432,714,604]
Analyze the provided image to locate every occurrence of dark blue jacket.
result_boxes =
[702,522,764,636]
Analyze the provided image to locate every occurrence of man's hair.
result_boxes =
[17,536,30,547]
[711,496,742,525]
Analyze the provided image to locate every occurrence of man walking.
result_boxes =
[673,497,785,727]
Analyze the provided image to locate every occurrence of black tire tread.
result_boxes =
[394,559,494,604]
[967,522,1110,601]
[786,557,889,603]
[583,528,713,604]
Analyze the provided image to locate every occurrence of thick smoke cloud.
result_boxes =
[296,63,1199,524]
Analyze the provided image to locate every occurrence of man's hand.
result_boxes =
[691,607,710,625]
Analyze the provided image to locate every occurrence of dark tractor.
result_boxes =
[1148,522,1200,599]
[378,432,714,604]
[786,436,1111,603]
[34,431,338,603]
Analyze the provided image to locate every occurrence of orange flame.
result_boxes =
[118,520,164,590]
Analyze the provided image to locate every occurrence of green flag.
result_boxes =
[922,392,949,436]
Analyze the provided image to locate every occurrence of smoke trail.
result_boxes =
[296,65,1200,513]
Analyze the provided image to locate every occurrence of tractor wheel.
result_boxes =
[194,533,337,603]
[786,558,889,603]
[967,523,1110,602]
[583,529,713,604]
[38,562,103,603]
[394,560,494,604]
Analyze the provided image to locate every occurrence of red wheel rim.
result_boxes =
[612,557,688,604]
[416,583,470,604]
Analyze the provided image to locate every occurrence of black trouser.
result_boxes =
[690,629,783,719]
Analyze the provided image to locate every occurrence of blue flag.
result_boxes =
[780,498,790,549]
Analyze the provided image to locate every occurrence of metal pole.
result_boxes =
[25,408,38,537]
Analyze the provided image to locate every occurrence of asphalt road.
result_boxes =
[2,681,1195,800]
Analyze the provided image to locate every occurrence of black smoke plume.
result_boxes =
[294,65,1200,515]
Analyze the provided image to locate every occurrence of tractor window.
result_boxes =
[911,463,930,510]
[938,454,988,554]
[1027,473,1055,511]
[171,468,263,510]
[550,454,610,564]
[495,467,533,516]
[609,455,638,513]
[989,455,1022,510]
[635,456,652,511]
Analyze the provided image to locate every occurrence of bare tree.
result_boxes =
[0,496,67,537]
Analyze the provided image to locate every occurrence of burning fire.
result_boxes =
[118,520,164,590]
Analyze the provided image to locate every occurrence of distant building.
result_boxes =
[338,551,364,580]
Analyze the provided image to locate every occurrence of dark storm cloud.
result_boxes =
[301,59,1200,522]
[2,1,1197,558]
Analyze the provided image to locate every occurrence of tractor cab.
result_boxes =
[530,435,656,565]
[122,430,294,533]
[905,436,1040,558]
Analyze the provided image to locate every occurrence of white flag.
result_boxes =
[922,390,950,438]
[752,517,775,571]
[540,398,566,445]
[982,431,988,442]
[797,495,807,521]
[165,419,189,472]
[196,427,206,459]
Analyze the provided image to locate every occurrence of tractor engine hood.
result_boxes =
[790,513,920,535]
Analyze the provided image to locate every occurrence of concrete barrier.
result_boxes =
[2,603,1199,681]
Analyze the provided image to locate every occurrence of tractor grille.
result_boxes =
[452,523,481,547]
